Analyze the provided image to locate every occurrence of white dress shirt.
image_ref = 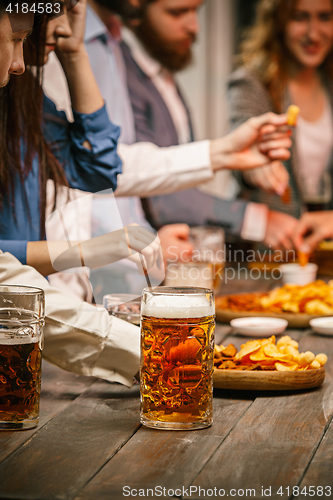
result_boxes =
[0,251,140,387]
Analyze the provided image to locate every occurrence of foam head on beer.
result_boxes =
[141,287,214,318]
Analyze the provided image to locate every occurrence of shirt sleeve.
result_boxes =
[0,241,28,265]
[42,95,123,193]
[145,189,247,235]
[0,251,139,387]
[115,140,214,197]
[241,203,269,241]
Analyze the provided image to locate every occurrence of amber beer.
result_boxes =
[140,287,215,430]
[0,285,44,430]
[0,339,42,427]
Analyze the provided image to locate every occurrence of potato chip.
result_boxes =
[304,300,333,315]
[264,344,289,359]
[282,302,300,313]
[298,351,315,366]
[275,362,299,371]
[310,360,321,369]
[260,335,276,346]
[315,354,328,366]
[250,346,273,362]
[235,340,261,360]
[221,344,238,358]
[276,335,292,346]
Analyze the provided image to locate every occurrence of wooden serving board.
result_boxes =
[216,292,328,328]
[213,367,325,391]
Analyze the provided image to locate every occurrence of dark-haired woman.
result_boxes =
[0,0,122,274]
[228,0,333,244]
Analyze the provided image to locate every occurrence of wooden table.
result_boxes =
[1,277,333,500]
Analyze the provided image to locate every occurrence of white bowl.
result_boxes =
[279,263,318,286]
[230,317,288,337]
[310,317,333,336]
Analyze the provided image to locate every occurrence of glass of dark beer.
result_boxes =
[0,286,45,430]
[140,287,215,430]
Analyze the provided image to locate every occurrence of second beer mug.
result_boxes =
[0,286,44,430]
[140,287,215,430]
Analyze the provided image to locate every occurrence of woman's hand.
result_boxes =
[55,0,87,57]
[49,0,104,114]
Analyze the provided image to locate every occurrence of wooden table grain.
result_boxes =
[1,278,333,500]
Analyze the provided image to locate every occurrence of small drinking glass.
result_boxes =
[103,293,141,326]
[0,286,45,430]
[140,286,215,430]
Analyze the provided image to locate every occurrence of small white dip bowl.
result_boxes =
[310,317,333,336]
[230,317,288,337]
[279,263,318,286]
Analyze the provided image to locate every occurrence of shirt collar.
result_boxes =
[121,26,163,79]
[85,5,108,43]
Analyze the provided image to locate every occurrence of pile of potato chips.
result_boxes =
[260,281,333,315]
[214,335,327,372]
[216,281,333,315]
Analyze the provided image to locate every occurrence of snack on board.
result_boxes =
[287,105,300,126]
[281,185,291,204]
[216,280,333,316]
[298,250,310,267]
[214,335,327,372]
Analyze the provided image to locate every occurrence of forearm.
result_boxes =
[209,136,233,171]
[58,49,104,114]
[116,141,213,197]
[26,241,80,276]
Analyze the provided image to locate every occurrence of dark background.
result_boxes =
[236,0,259,47]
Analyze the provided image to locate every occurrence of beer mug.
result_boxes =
[140,287,215,430]
[0,286,45,430]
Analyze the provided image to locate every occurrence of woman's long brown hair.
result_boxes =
[0,10,68,238]
[238,0,333,111]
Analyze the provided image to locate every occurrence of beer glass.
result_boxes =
[0,286,45,430]
[140,287,215,430]
[165,226,225,293]
[103,293,141,325]
[189,226,225,292]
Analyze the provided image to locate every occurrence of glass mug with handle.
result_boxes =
[0,285,45,430]
[140,287,215,430]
